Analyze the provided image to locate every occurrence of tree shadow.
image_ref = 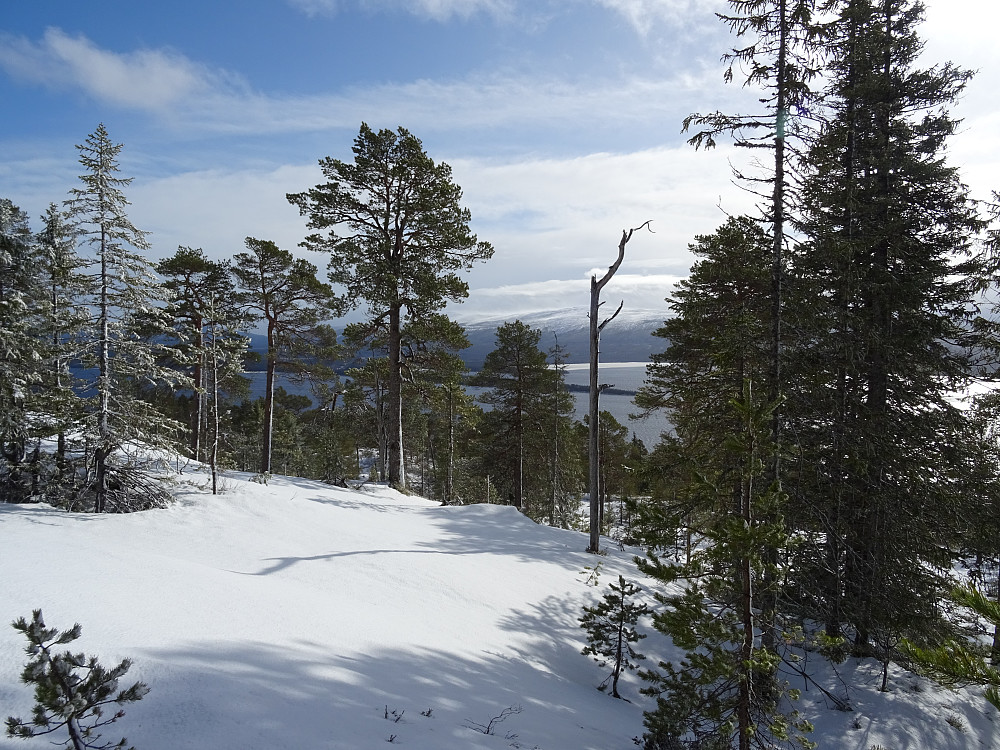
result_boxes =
[130,632,644,749]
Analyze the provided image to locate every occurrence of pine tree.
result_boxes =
[232,237,337,476]
[157,247,245,461]
[5,610,149,750]
[580,575,648,699]
[288,123,494,488]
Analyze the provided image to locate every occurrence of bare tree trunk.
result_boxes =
[209,325,221,495]
[588,223,649,552]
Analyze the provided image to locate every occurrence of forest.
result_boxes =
[4,0,1000,748]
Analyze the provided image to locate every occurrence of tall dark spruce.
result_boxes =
[785,0,990,650]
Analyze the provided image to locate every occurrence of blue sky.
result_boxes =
[2,0,998,322]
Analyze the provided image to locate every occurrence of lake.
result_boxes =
[245,361,669,447]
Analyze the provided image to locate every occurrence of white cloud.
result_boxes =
[590,0,725,34]
[0,28,242,114]
[128,164,324,263]
[287,0,516,20]
[0,27,734,137]
[451,273,681,321]
[450,144,757,279]
[80,143,751,324]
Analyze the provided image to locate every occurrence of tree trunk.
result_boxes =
[588,282,602,552]
[192,321,205,460]
[446,385,455,504]
[209,333,221,495]
[387,301,405,488]
[96,225,110,514]
[588,225,644,551]
[261,321,276,475]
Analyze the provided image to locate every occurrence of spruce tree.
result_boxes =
[639,386,810,750]
[66,124,183,512]
[634,218,811,748]
[0,198,45,502]
[35,204,89,492]
[784,0,988,649]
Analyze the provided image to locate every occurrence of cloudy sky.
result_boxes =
[2,0,998,322]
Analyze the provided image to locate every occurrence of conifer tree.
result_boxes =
[157,247,244,461]
[784,0,988,648]
[232,237,337,476]
[634,216,772,546]
[288,123,493,488]
[0,198,44,502]
[639,386,810,750]
[683,0,821,475]
[5,610,149,750]
[35,204,89,488]
[473,321,565,516]
[66,124,183,512]
[580,575,648,699]
[202,291,251,493]
[634,218,810,748]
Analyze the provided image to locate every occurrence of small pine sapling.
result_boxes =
[5,610,149,750]
[580,574,648,698]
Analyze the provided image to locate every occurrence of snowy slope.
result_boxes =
[1,472,998,749]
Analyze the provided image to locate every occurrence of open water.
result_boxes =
[245,361,669,447]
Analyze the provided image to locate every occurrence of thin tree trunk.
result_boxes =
[261,321,276,475]
[387,301,405,488]
[588,225,646,552]
[446,385,455,504]
[96,224,110,513]
[589,276,602,551]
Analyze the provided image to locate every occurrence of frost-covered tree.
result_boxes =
[0,198,44,502]
[35,203,89,487]
[66,124,183,512]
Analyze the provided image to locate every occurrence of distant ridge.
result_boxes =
[457,307,666,369]
[244,307,668,370]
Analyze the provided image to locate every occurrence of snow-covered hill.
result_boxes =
[459,307,666,368]
[1,473,996,749]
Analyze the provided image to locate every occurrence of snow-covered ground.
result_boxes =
[1,471,997,749]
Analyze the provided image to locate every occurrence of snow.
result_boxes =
[1,471,998,749]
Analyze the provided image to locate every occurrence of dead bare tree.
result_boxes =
[588,222,651,553]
